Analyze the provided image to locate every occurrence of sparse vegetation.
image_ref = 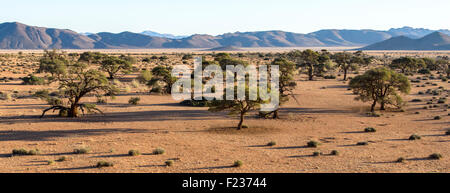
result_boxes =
[153,148,165,155]
[364,127,377,133]
[96,161,114,168]
[429,153,442,160]
[233,160,243,167]
[128,97,141,105]
[409,134,421,140]
[128,150,140,156]
[73,148,89,154]
[356,142,369,146]
[12,149,40,156]
[307,140,320,148]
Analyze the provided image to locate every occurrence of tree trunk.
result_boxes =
[273,110,280,119]
[308,66,313,81]
[370,100,377,112]
[380,102,386,110]
[343,68,348,81]
[68,104,79,117]
[237,113,244,130]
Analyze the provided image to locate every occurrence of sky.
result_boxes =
[1,0,448,36]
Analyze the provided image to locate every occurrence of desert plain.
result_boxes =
[0,49,448,173]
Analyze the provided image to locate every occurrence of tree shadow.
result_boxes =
[270,145,309,150]
[246,145,270,148]
[191,165,235,170]
[53,166,96,171]
[139,164,167,168]
[286,155,314,158]
[385,138,410,141]
[281,108,355,115]
[340,131,367,134]
[0,128,149,142]
[0,109,226,124]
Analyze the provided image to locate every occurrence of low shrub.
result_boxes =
[233,160,243,167]
[429,153,442,160]
[128,150,140,156]
[153,148,165,155]
[165,160,174,167]
[73,148,89,154]
[96,161,114,168]
[356,142,369,146]
[128,97,140,105]
[364,127,376,133]
[267,141,277,146]
[307,140,320,148]
[409,134,421,140]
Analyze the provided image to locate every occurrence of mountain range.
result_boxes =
[0,22,449,50]
[360,32,450,50]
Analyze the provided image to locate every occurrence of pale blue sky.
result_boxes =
[1,0,448,36]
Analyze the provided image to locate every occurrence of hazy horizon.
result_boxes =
[1,0,449,36]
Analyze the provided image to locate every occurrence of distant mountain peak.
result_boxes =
[141,30,187,39]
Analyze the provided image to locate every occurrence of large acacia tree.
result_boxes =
[40,62,117,118]
[349,67,410,112]
[37,51,117,118]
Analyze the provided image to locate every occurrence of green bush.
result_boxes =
[128,97,140,105]
[312,151,322,157]
[364,127,376,133]
[233,160,243,167]
[330,150,339,156]
[21,74,45,85]
[73,148,89,154]
[307,140,320,148]
[56,156,67,162]
[267,141,277,146]
[12,149,40,156]
[96,161,114,168]
[165,160,174,167]
[409,134,421,140]
[128,150,140,156]
[153,148,165,155]
[356,142,369,146]
[429,153,442,160]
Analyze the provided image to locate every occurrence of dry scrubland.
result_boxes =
[0,49,448,173]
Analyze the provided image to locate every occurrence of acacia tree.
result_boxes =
[435,57,449,77]
[40,62,117,118]
[390,57,422,74]
[100,56,133,79]
[262,58,297,119]
[288,49,331,81]
[148,66,177,94]
[208,86,266,130]
[349,67,410,112]
[78,52,107,65]
[37,49,68,77]
[333,52,364,81]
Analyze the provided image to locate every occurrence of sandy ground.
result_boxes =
[0,72,448,173]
